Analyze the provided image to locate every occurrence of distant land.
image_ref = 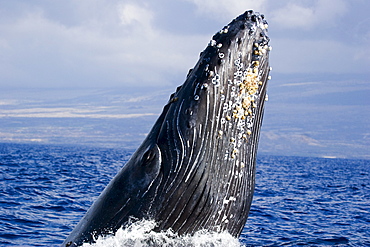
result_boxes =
[0,75,369,159]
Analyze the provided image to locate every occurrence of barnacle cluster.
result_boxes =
[212,15,271,160]
[187,11,271,161]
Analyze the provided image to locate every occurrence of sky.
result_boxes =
[0,0,369,88]
[0,0,369,159]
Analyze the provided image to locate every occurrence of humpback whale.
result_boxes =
[63,10,271,247]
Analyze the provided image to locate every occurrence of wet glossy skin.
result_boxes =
[63,10,271,247]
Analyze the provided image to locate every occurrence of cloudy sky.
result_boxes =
[1,0,369,88]
[0,0,369,158]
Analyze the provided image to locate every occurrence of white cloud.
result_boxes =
[186,0,348,30]
[270,0,348,29]
[271,3,315,29]
[271,38,368,74]
[185,0,268,22]
[0,2,207,88]
[0,0,368,89]
[118,3,153,27]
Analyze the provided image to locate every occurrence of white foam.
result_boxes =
[82,220,244,247]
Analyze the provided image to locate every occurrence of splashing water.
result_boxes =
[81,220,244,247]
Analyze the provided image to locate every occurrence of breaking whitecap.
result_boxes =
[82,220,244,247]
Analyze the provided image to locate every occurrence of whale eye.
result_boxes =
[142,148,156,166]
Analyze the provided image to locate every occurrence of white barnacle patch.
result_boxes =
[228,100,233,109]
[223,196,237,205]
[218,130,223,138]
[249,26,256,34]
[220,26,229,34]
[240,162,245,168]
[246,121,253,130]
[224,150,229,160]
[234,71,243,78]
[209,39,217,47]
[231,148,238,159]
[238,62,244,70]
[233,80,240,86]
[204,64,210,71]
[237,132,243,139]
[237,120,245,131]
[213,16,270,166]
[212,74,220,85]
[194,95,200,101]
[234,58,241,66]
[259,45,268,55]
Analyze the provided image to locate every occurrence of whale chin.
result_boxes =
[62,10,271,247]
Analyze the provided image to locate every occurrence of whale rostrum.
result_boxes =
[63,10,271,247]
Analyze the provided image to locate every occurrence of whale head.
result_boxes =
[150,9,271,235]
[63,10,271,246]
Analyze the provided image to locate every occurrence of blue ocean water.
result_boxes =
[0,143,369,246]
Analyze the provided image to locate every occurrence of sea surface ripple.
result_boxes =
[0,143,369,246]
